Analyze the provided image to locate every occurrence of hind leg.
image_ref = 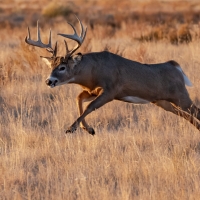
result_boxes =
[153,100,176,113]
[171,94,200,129]
[188,104,200,121]
[153,100,200,131]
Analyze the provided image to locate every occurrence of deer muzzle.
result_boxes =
[45,77,58,88]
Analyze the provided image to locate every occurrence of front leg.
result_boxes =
[66,89,114,134]
[76,90,96,135]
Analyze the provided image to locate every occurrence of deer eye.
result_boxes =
[59,66,65,71]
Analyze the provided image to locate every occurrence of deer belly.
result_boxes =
[121,96,150,104]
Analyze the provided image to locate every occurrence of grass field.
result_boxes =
[1,1,200,199]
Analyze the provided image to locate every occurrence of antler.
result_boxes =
[58,15,87,58]
[25,21,57,57]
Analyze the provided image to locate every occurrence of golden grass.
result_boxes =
[1,3,200,199]
[41,1,73,18]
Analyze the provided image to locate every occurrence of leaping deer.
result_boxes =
[25,16,200,135]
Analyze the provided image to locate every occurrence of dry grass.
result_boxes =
[41,1,73,18]
[1,1,200,200]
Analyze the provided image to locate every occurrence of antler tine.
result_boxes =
[58,22,81,44]
[25,21,56,57]
[76,15,86,39]
[37,20,41,41]
[57,15,87,57]
[64,40,70,55]
[48,29,52,47]
[27,26,31,40]
[81,26,87,44]
[45,29,54,54]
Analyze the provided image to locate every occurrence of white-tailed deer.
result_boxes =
[25,16,200,135]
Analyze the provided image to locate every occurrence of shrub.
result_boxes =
[169,25,192,44]
[42,1,73,18]
[138,26,165,42]
[137,24,192,44]
[178,24,192,44]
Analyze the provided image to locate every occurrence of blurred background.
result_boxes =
[1,0,200,44]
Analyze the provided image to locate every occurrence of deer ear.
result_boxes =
[41,57,52,68]
[72,53,83,64]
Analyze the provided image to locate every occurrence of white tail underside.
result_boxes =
[176,66,192,87]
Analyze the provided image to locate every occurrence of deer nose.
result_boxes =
[45,78,58,87]
[45,79,52,86]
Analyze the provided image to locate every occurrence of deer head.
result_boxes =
[25,16,87,88]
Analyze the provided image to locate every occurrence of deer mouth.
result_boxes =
[50,82,56,88]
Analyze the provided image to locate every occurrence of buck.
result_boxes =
[25,16,200,135]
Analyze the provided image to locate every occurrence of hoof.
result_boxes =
[66,126,77,133]
[88,128,95,135]
[82,127,95,135]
